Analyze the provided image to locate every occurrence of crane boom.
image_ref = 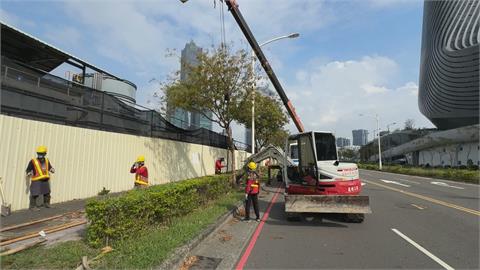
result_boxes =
[225,0,305,132]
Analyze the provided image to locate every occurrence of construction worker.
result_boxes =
[244,161,260,222]
[215,157,225,174]
[130,155,148,188]
[26,145,55,210]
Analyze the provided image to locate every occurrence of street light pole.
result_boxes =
[360,113,382,170]
[375,113,382,170]
[250,33,299,154]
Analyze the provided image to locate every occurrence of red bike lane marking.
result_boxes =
[235,186,282,270]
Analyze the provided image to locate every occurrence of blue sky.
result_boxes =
[0,0,434,143]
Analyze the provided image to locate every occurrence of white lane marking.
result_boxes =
[381,179,411,187]
[431,181,464,190]
[411,204,425,210]
[391,228,454,270]
[361,182,366,186]
[399,178,421,184]
[413,176,432,180]
[360,169,478,187]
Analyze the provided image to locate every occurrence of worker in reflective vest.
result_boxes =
[130,155,148,188]
[215,157,225,174]
[244,162,260,222]
[25,145,55,210]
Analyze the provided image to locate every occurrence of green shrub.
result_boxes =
[86,174,232,247]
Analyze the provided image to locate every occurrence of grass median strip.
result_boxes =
[2,187,242,269]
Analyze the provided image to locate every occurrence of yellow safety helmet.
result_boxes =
[247,161,257,171]
[36,145,47,154]
[136,155,145,163]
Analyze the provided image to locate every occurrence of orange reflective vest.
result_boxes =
[134,166,149,186]
[245,179,260,194]
[31,158,50,181]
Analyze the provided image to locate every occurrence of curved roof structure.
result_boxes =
[418,0,479,130]
[1,22,120,79]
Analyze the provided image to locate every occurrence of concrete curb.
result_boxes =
[157,200,244,270]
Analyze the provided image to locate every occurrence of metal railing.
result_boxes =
[1,60,251,151]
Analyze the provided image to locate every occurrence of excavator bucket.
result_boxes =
[285,195,372,214]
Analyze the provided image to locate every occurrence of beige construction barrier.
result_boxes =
[0,115,248,211]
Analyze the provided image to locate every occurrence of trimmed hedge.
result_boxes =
[358,163,479,184]
[86,174,232,247]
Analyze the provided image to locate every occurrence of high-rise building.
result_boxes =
[419,0,479,130]
[352,129,368,146]
[169,108,189,129]
[336,137,351,148]
[168,40,213,130]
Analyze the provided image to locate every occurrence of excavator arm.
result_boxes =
[245,145,294,167]
[225,0,305,132]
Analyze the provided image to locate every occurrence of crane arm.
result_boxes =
[225,0,305,132]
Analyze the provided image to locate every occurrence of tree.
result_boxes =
[338,148,357,161]
[269,128,290,149]
[404,119,415,130]
[162,45,256,185]
[237,92,288,151]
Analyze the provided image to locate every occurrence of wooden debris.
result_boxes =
[75,246,113,270]
[1,220,86,246]
[0,239,46,256]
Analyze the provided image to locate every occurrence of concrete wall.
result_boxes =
[418,143,479,167]
[0,115,248,211]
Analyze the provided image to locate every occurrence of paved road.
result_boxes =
[240,170,479,269]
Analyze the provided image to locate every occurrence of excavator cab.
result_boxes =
[286,133,318,191]
[284,132,371,221]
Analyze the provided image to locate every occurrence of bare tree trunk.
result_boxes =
[227,126,237,186]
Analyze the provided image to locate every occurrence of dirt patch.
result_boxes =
[218,230,233,243]
[228,218,239,225]
[180,256,198,270]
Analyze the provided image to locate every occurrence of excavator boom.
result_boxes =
[225,0,305,132]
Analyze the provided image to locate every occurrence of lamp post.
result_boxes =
[360,113,382,170]
[250,33,299,154]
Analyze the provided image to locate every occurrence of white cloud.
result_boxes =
[362,84,388,94]
[284,55,433,139]
[396,81,419,96]
[44,26,81,49]
[368,0,419,8]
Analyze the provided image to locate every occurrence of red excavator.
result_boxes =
[224,0,371,222]
[184,0,372,222]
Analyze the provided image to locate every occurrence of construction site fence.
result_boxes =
[0,114,249,211]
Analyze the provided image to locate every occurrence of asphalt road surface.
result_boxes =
[239,169,479,269]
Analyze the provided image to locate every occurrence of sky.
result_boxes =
[0,0,435,143]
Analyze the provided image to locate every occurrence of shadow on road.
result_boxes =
[265,201,349,228]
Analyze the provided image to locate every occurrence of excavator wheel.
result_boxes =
[343,213,365,223]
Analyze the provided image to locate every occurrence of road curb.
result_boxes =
[157,200,244,270]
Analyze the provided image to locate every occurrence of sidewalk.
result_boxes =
[1,198,86,228]
[177,183,283,270]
